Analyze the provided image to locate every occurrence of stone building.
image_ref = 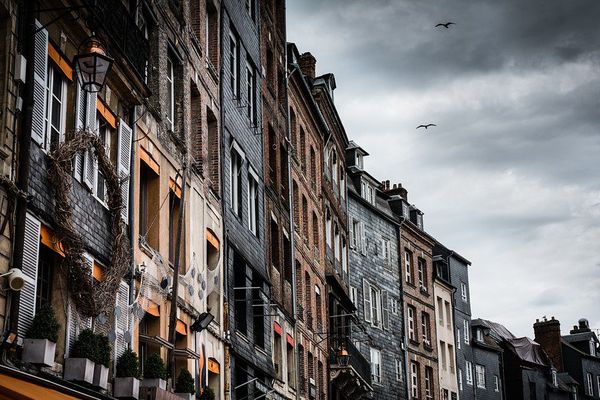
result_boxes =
[287,43,330,400]
[383,182,440,399]
[534,317,600,399]
[220,0,274,397]
[346,142,404,399]
[260,1,296,399]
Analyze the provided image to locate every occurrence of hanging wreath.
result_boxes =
[47,129,131,318]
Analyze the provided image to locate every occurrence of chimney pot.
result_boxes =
[299,52,316,80]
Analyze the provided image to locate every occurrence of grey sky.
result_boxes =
[287,0,600,337]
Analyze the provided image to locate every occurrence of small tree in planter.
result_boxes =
[141,353,167,390]
[92,333,111,390]
[114,349,141,399]
[175,368,195,399]
[64,329,97,384]
[199,387,216,400]
[22,304,59,367]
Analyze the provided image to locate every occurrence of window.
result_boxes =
[405,250,414,285]
[245,0,255,20]
[247,170,259,235]
[590,339,596,356]
[395,358,403,382]
[448,344,455,374]
[252,276,265,349]
[457,327,461,349]
[421,312,431,346]
[350,286,357,306]
[139,158,160,250]
[475,364,486,388]
[417,258,427,291]
[445,301,452,328]
[461,282,468,302]
[381,239,391,266]
[370,347,381,384]
[233,255,248,335]
[459,369,463,391]
[166,56,174,130]
[274,329,282,378]
[465,361,473,385]
[391,298,398,315]
[44,65,67,150]
[229,32,239,97]
[205,3,218,66]
[494,375,500,392]
[94,118,116,204]
[437,297,444,325]
[440,341,447,370]
[230,145,244,215]
[587,373,593,396]
[36,246,55,310]
[476,328,484,342]
[357,153,364,169]
[410,362,420,399]
[351,219,360,250]
[424,367,433,399]
[325,208,332,248]
[370,285,382,328]
[246,61,256,124]
[464,320,470,344]
[407,305,416,341]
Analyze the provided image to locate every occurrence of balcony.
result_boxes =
[329,339,373,399]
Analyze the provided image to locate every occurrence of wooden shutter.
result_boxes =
[363,278,371,323]
[31,20,48,146]
[115,280,130,363]
[17,213,41,337]
[382,290,390,330]
[117,119,133,222]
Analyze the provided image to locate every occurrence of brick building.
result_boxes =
[383,182,440,399]
[287,43,331,400]
[346,142,404,399]
[220,0,275,398]
[260,1,297,399]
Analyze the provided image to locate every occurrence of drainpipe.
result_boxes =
[8,0,36,336]
[394,216,411,397]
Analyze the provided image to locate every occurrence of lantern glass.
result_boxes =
[73,37,113,93]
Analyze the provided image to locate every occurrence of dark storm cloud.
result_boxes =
[288,0,600,336]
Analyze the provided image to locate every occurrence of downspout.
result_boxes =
[8,0,35,336]
[395,216,411,397]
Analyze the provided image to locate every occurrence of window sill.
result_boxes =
[409,339,420,346]
[423,343,433,352]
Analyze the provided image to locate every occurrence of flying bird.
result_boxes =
[416,124,436,130]
[435,22,455,29]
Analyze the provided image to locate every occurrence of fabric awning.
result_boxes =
[92,261,104,282]
[208,358,220,374]
[96,98,116,128]
[206,229,220,250]
[273,322,282,335]
[140,147,160,174]
[169,178,182,198]
[143,300,160,317]
[48,43,73,81]
[0,371,80,400]
[286,333,294,347]
[40,225,64,257]
[176,319,187,336]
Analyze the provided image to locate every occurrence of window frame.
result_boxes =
[230,142,245,216]
[475,364,486,389]
[229,32,239,97]
[246,60,256,125]
[44,64,67,151]
[247,167,259,236]
[464,320,470,344]
[407,305,416,341]
[166,56,175,131]
[465,361,473,386]
[370,347,382,384]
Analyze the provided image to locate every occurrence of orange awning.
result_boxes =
[208,358,220,374]
[40,225,64,257]
[169,178,182,198]
[92,261,104,282]
[48,43,73,81]
[140,147,160,174]
[0,371,80,400]
[206,229,220,250]
[96,98,117,129]
[143,300,160,317]
[176,319,187,336]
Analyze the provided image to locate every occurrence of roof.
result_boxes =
[505,337,551,366]
[474,319,517,341]
[347,140,369,155]
[563,331,596,344]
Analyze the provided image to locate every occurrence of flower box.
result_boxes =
[22,338,56,367]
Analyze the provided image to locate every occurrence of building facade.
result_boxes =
[346,143,405,399]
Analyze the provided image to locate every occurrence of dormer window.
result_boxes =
[402,202,409,217]
[590,339,597,357]
[361,180,375,205]
[416,213,423,230]
[476,329,483,342]
[357,153,364,169]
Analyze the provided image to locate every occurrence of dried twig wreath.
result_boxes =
[48,129,130,317]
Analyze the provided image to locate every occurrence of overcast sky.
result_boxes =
[287,0,600,338]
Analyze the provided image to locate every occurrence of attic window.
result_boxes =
[357,153,364,169]
[590,339,596,357]
[476,328,483,342]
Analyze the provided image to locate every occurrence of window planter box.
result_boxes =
[22,338,56,367]
[64,357,95,384]
[93,363,109,389]
[114,377,140,399]
[140,378,167,390]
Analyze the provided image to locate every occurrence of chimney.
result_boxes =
[383,183,408,201]
[534,317,563,371]
[570,318,591,334]
[299,52,316,79]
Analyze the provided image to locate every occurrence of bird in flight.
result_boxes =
[435,22,455,29]
[416,124,436,130]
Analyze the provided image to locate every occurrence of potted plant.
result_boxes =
[64,329,96,384]
[92,333,111,390]
[199,387,216,400]
[22,304,59,367]
[140,353,167,390]
[114,349,141,399]
[174,368,195,400]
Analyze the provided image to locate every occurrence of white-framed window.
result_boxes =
[464,320,470,344]
[44,65,67,151]
[475,364,486,388]
[325,207,332,248]
[407,306,415,341]
[390,298,398,315]
[246,60,256,124]
[424,367,433,400]
[381,238,391,266]
[421,312,431,346]
[229,32,239,97]
[448,344,455,374]
[590,339,596,356]
[437,297,444,325]
[230,143,244,216]
[93,118,116,205]
[457,327,461,349]
[465,361,473,385]
[247,168,259,235]
[495,375,500,392]
[350,219,359,249]
[368,185,375,204]
[405,250,413,285]
[395,358,403,382]
[445,301,452,328]
[357,153,364,169]
[166,56,174,130]
[418,258,427,291]
[461,282,468,302]
[440,341,447,370]
[410,362,419,398]
[476,328,484,342]
[370,347,381,384]
[349,285,357,306]
[459,369,463,391]
[587,373,593,396]
[245,0,255,20]
[370,285,382,328]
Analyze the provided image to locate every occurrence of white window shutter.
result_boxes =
[382,290,390,330]
[115,280,130,364]
[117,118,132,222]
[82,95,97,191]
[17,213,41,338]
[73,83,86,181]
[360,222,366,255]
[31,20,48,146]
[349,221,355,249]
[66,300,80,357]
[363,278,371,323]
[86,92,97,131]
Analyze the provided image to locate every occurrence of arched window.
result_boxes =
[325,207,332,248]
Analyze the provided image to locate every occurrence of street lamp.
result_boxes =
[190,312,214,332]
[73,35,113,93]
[337,347,349,366]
